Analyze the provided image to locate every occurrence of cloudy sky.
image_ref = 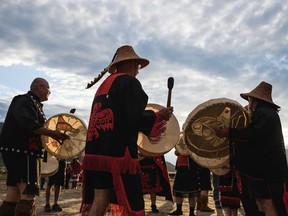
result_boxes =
[0,0,287,165]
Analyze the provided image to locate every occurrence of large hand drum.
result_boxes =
[210,166,230,176]
[183,98,250,164]
[175,132,190,156]
[41,113,87,159]
[41,154,59,177]
[189,150,230,169]
[137,104,180,156]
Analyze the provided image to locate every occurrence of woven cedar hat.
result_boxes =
[240,81,280,108]
[108,45,149,73]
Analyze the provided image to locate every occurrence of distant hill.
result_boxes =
[166,161,175,172]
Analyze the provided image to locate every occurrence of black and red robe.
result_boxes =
[140,156,173,202]
[81,73,166,216]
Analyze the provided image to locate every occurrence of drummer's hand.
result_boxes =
[157,107,174,121]
[215,127,229,138]
[50,130,70,143]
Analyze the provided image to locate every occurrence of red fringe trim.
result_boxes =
[80,149,146,215]
[111,204,128,216]
[82,147,140,174]
[81,204,145,216]
[111,173,145,216]
[81,204,92,216]
[148,113,167,143]
[110,204,145,216]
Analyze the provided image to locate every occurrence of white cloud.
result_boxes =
[0,0,288,164]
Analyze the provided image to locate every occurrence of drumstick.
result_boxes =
[167,77,174,107]
[70,108,76,114]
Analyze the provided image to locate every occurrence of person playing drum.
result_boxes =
[216,81,288,216]
[81,45,173,216]
[0,77,69,216]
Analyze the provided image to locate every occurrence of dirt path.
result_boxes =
[0,181,245,215]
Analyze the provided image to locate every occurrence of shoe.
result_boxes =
[169,210,183,215]
[151,205,159,213]
[44,204,51,212]
[52,204,62,212]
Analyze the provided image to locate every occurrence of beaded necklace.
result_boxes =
[29,93,47,123]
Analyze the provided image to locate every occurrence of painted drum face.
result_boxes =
[183,98,250,168]
[41,113,87,159]
[137,103,180,157]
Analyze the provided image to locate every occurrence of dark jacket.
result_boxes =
[82,73,158,215]
[0,91,45,158]
[230,106,288,182]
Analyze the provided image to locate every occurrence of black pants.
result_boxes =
[240,174,262,216]
[65,173,71,188]
[268,182,287,216]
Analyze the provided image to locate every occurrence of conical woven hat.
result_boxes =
[108,45,149,73]
[240,81,280,108]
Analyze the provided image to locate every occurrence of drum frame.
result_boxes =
[137,103,180,156]
[40,154,59,177]
[41,113,87,159]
